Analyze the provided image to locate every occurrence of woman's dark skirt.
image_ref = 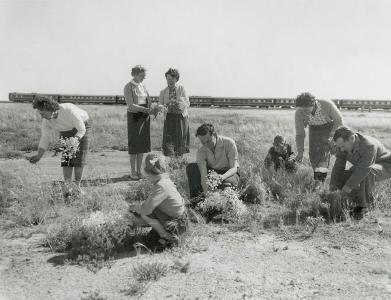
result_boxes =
[162,113,190,156]
[60,122,91,167]
[127,110,151,154]
[309,122,333,170]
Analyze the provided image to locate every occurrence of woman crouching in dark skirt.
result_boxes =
[124,65,152,180]
[159,68,190,157]
[29,95,91,195]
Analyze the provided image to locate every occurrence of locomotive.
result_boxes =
[8,92,391,110]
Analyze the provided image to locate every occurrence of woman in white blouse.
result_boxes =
[124,65,151,180]
[29,95,90,195]
[159,68,190,156]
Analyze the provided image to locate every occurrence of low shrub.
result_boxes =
[131,261,169,282]
[45,210,140,259]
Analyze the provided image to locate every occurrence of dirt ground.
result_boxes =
[1,152,391,299]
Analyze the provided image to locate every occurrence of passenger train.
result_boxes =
[8,92,391,110]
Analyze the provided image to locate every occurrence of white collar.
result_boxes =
[131,79,142,86]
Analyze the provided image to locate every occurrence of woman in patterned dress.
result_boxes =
[295,92,343,181]
[124,65,151,180]
[159,68,190,157]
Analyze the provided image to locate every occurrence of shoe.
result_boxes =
[130,174,139,181]
[137,173,144,180]
[351,207,369,220]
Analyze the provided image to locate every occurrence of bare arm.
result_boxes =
[221,161,239,180]
[221,138,239,180]
[295,109,306,156]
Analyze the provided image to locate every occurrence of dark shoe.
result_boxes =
[350,207,368,220]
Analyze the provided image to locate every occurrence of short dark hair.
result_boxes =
[333,126,355,141]
[295,92,315,107]
[273,135,285,146]
[32,95,60,111]
[195,123,215,137]
[131,65,146,77]
[165,68,180,81]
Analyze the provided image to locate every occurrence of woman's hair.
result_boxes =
[195,123,216,137]
[295,92,315,107]
[144,153,167,175]
[32,95,60,111]
[131,65,146,77]
[165,68,180,81]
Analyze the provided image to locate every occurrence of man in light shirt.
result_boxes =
[186,123,240,203]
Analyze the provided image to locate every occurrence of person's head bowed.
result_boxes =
[131,65,147,83]
[165,68,180,87]
[295,92,315,108]
[195,123,217,148]
[144,153,167,176]
[333,126,355,153]
[33,95,60,119]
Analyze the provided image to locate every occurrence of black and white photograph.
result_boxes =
[1,0,391,299]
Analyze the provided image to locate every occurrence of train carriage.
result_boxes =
[58,94,116,104]
[189,96,213,107]
[274,98,295,108]
[9,92,37,103]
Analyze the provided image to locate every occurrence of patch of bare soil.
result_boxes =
[1,214,391,300]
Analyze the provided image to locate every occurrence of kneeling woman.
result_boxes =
[129,154,188,247]
[29,96,90,193]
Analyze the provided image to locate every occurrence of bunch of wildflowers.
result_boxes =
[206,170,222,191]
[198,187,247,222]
[52,136,80,164]
[150,103,166,118]
[81,211,122,228]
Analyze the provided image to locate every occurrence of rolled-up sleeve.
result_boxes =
[295,109,306,154]
[345,145,377,189]
[140,183,167,215]
[38,120,52,150]
[124,84,134,109]
[227,139,239,167]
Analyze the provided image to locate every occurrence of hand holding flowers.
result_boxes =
[150,103,166,118]
[52,136,80,164]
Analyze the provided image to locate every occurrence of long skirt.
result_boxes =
[308,122,333,170]
[127,110,151,154]
[60,122,91,167]
[162,113,190,156]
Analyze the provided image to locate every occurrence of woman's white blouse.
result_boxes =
[131,80,147,105]
[38,103,89,150]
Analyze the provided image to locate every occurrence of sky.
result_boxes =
[1,0,391,100]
